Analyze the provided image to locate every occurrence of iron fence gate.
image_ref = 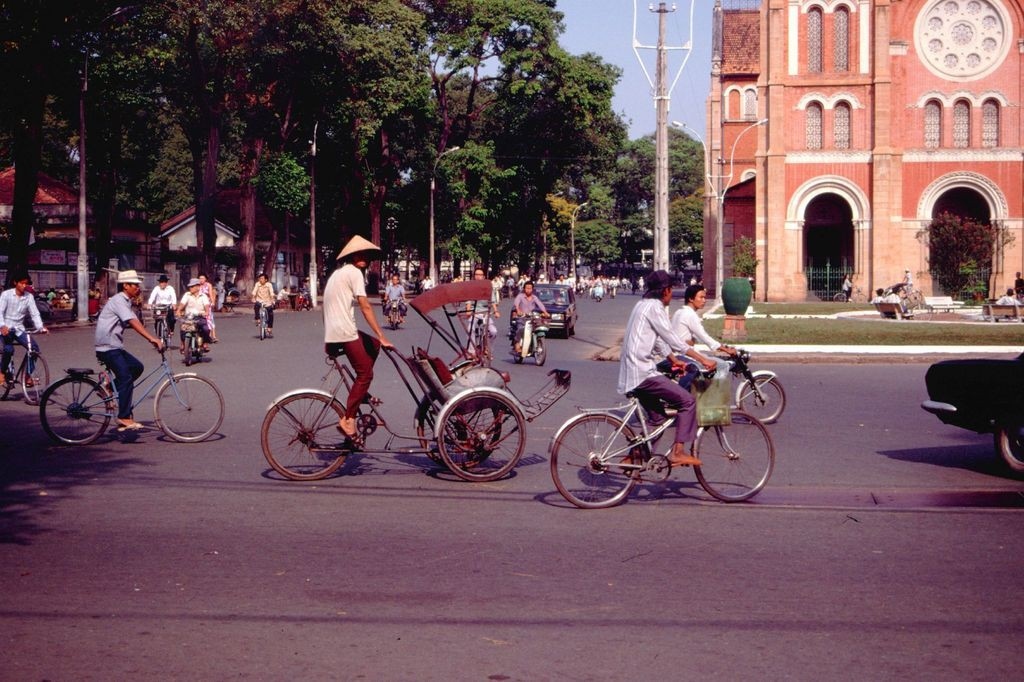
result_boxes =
[805,262,853,300]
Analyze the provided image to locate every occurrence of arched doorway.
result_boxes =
[803,193,854,297]
[928,187,994,298]
[932,187,991,223]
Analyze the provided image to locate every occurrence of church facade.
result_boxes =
[706,0,1024,300]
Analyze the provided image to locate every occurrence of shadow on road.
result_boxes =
[0,405,142,545]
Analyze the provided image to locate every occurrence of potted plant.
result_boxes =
[723,236,758,315]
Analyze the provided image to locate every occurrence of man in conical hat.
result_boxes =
[323,234,393,442]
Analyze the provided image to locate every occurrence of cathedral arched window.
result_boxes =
[982,99,1000,148]
[952,99,970,148]
[742,89,757,120]
[924,100,941,149]
[806,102,823,149]
[834,7,850,72]
[834,102,851,149]
[808,8,823,74]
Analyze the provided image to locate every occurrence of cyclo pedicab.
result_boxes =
[260,280,571,482]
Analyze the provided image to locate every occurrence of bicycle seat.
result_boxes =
[65,368,95,377]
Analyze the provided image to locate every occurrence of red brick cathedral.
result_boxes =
[706,0,1023,301]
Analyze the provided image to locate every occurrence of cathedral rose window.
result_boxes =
[915,0,1010,79]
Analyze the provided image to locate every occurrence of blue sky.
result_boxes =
[556,0,715,140]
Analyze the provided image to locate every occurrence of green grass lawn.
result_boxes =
[750,302,875,316]
[703,316,1023,345]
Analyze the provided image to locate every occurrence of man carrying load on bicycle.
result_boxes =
[323,234,393,443]
[95,270,164,431]
[619,270,716,468]
[0,271,47,387]
[146,274,177,335]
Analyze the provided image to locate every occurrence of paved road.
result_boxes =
[1,295,1022,679]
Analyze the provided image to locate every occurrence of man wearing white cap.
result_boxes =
[323,235,393,442]
[95,270,164,431]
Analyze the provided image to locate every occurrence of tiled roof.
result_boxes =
[721,10,760,74]
[0,167,79,206]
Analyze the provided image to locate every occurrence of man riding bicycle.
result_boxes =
[0,271,48,387]
[251,273,276,337]
[146,274,177,335]
[95,270,164,431]
[619,270,716,468]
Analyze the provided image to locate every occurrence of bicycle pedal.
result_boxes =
[367,396,382,406]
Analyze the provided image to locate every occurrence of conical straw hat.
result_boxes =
[336,234,381,260]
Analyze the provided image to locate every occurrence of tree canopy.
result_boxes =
[0,0,708,283]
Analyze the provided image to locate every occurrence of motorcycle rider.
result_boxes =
[384,274,408,323]
[175,278,213,353]
[511,280,550,355]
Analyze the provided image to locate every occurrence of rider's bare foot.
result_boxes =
[668,442,701,467]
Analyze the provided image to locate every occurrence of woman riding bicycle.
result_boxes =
[0,270,48,387]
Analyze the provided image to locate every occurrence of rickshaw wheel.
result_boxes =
[436,390,526,482]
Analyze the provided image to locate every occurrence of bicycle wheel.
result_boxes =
[905,290,924,314]
[39,376,114,445]
[436,390,526,482]
[261,391,348,480]
[694,410,774,502]
[154,318,166,344]
[534,337,546,366]
[832,292,848,302]
[734,374,786,424]
[22,353,50,405]
[154,374,225,442]
[550,413,641,509]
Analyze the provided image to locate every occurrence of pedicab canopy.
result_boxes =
[410,280,492,316]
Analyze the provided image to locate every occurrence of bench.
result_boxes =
[924,296,964,313]
[874,302,910,319]
[982,303,1022,322]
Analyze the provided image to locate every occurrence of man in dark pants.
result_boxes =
[95,270,164,431]
[617,270,716,466]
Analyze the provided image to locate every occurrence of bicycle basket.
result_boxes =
[180,320,197,333]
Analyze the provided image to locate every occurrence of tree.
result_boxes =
[0,1,125,274]
[255,152,310,277]
[926,212,1013,298]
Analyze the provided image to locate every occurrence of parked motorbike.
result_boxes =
[510,312,548,366]
[295,289,313,311]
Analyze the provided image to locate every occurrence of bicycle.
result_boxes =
[549,380,775,508]
[1,330,49,405]
[729,350,786,424]
[257,302,271,340]
[833,286,866,303]
[39,346,224,445]
[152,305,172,346]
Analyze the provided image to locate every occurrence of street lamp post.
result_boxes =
[673,118,766,300]
[308,122,318,308]
[570,201,588,285]
[429,146,460,284]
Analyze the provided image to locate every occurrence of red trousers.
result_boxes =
[326,331,381,418]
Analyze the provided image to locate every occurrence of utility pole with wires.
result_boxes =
[633,0,694,273]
